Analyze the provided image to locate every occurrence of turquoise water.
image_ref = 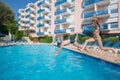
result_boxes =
[0,44,120,80]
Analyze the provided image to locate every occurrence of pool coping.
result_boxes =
[63,45,120,67]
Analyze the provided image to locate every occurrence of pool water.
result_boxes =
[0,44,120,80]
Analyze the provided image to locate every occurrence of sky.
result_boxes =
[2,0,37,20]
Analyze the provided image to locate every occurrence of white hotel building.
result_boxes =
[18,0,120,41]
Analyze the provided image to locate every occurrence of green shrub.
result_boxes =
[78,36,91,44]
[15,30,23,40]
[63,35,69,40]
[70,34,76,38]
[39,36,52,43]
[103,36,119,46]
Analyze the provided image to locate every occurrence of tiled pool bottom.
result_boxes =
[0,44,120,80]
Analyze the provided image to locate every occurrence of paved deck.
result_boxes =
[64,45,120,65]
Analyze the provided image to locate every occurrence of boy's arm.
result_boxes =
[54,40,70,56]
[54,47,63,56]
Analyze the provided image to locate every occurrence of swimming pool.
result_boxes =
[0,44,120,80]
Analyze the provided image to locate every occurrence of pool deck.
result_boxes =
[64,45,120,65]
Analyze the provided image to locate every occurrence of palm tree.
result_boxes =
[23,26,29,37]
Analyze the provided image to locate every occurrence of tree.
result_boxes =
[15,30,23,40]
[0,1,15,25]
[0,24,8,34]
[7,23,18,35]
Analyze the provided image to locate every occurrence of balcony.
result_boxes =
[19,28,26,31]
[55,0,71,7]
[43,0,50,7]
[96,0,110,6]
[82,25,93,35]
[20,15,24,18]
[18,24,20,26]
[83,8,109,19]
[37,23,44,28]
[37,23,49,28]
[30,20,35,24]
[30,8,35,12]
[37,32,44,35]
[54,29,66,34]
[30,14,35,18]
[55,18,70,25]
[44,32,49,35]
[22,18,29,21]
[20,24,25,27]
[37,16,44,20]
[29,27,35,30]
[26,24,29,27]
[42,8,49,14]
[25,14,30,18]
[83,11,94,18]
[55,8,71,16]
[96,8,109,17]
[26,8,30,12]
[37,0,45,6]
[20,13,25,16]
[25,21,30,24]
[83,0,103,7]
[37,9,44,13]
[18,18,21,21]
[42,23,49,28]
[44,16,50,21]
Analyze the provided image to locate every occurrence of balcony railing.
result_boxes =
[96,8,108,16]
[25,21,30,24]
[55,18,67,24]
[83,11,95,18]
[55,8,70,15]
[18,18,21,21]
[83,0,103,7]
[26,8,30,12]
[82,25,93,35]
[55,0,70,7]
[37,0,45,6]
[54,29,66,34]
[37,9,44,13]
[37,23,44,27]
[83,8,109,18]
[37,32,44,35]
[83,24,109,32]
[18,24,21,26]
[37,16,44,20]
[25,14,30,18]
[30,14,35,18]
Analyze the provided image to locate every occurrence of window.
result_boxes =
[111,8,118,14]
[110,23,118,29]
[71,28,74,32]
[71,8,75,12]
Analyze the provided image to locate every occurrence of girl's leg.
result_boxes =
[81,38,95,50]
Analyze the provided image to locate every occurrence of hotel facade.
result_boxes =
[18,0,120,41]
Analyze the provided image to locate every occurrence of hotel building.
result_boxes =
[18,0,120,42]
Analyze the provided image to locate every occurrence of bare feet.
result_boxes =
[77,47,82,52]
